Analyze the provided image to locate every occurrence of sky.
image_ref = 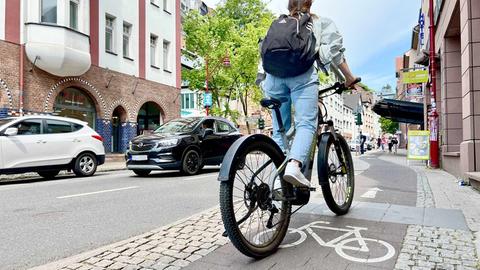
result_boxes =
[202,0,421,93]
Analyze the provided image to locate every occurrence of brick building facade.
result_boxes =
[0,0,181,153]
[404,0,480,187]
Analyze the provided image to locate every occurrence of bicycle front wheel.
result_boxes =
[220,139,292,258]
[318,134,355,215]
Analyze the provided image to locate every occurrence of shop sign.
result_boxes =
[203,92,213,108]
[418,13,425,46]
[407,130,430,160]
[403,70,429,84]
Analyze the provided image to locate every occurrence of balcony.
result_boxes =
[25,23,91,77]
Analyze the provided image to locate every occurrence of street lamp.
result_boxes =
[204,52,231,116]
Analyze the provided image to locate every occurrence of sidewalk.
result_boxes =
[0,161,126,183]
[378,150,480,270]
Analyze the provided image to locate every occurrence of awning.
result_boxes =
[373,99,424,125]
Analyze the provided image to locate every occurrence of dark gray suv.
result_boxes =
[126,117,242,176]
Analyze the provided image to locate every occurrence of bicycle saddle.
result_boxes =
[260,97,282,109]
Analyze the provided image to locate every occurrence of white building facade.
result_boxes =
[0,0,181,153]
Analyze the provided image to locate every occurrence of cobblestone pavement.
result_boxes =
[380,151,480,270]
[34,207,228,270]
[394,225,478,270]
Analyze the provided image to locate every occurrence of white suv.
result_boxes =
[0,115,106,179]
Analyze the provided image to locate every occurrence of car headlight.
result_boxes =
[157,138,179,148]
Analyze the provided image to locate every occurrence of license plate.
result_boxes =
[132,155,148,161]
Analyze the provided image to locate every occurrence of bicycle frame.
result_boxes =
[270,82,348,183]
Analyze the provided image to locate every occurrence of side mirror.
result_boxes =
[4,127,18,136]
[203,128,214,138]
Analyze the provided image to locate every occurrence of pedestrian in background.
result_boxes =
[360,132,367,155]
[377,137,381,150]
[381,134,387,152]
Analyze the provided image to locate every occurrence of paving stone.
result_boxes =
[83,257,102,265]
[171,259,190,267]
[163,266,181,270]
[186,254,203,262]
[122,248,139,256]
[139,259,156,267]
[162,250,189,260]
[125,256,145,265]
[145,252,162,261]
[122,265,141,270]
[150,262,169,270]
[182,246,200,254]
[157,255,176,264]
[133,250,151,258]
[109,262,127,270]
[94,260,114,268]
[111,246,128,253]
[103,252,121,260]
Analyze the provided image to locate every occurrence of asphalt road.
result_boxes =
[0,168,222,270]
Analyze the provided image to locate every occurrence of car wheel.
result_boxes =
[38,170,60,179]
[133,170,151,177]
[181,149,202,175]
[73,153,98,177]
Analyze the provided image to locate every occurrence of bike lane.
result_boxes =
[184,152,469,270]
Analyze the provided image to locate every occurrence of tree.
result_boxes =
[183,0,274,134]
[379,117,399,134]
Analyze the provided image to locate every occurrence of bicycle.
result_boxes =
[218,80,357,258]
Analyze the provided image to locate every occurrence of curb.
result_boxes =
[0,167,127,184]
[29,204,222,270]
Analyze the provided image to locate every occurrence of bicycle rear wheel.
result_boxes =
[318,134,355,215]
[220,139,292,258]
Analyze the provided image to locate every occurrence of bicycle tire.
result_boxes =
[318,134,355,215]
[220,139,292,259]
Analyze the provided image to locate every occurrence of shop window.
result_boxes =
[181,93,195,110]
[53,88,97,128]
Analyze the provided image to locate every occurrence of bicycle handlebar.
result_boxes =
[318,78,362,98]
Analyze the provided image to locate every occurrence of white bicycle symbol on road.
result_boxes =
[255,221,395,263]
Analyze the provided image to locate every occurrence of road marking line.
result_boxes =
[361,188,383,199]
[185,173,218,181]
[57,186,139,199]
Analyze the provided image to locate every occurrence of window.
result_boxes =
[163,0,169,12]
[163,40,170,71]
[41,0,57,23]
[105,15,116,53]
[181,93,195,110]
[216,121,231,133]
[46,120,72,134]
[150,34,158,67]
[69,0,79,30]
[123,22,132,58]
[13,120,42,135]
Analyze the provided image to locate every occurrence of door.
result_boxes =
[215,120,234,157]
[199,119,221,160]
[43,119,77,165]
[1,119,49,169]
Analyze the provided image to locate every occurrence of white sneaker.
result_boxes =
[283,162,310,188]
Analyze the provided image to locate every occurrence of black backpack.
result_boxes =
[261,14,318,78]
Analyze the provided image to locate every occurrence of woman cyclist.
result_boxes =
[259,0,363,188]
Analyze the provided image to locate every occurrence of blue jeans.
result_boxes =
[262,67,319,166]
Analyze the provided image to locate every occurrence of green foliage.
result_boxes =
[358,83,375,93]
[379,117,399,134]
[183,0,274,133]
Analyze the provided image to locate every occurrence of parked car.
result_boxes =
[349,140,360,152]
[0,115,105,179]
[126,117,242,176]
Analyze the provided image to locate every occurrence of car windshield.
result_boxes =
[0,118,14,127]
[155,118,200,134]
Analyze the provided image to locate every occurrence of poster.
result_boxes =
[407,130,430,160]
